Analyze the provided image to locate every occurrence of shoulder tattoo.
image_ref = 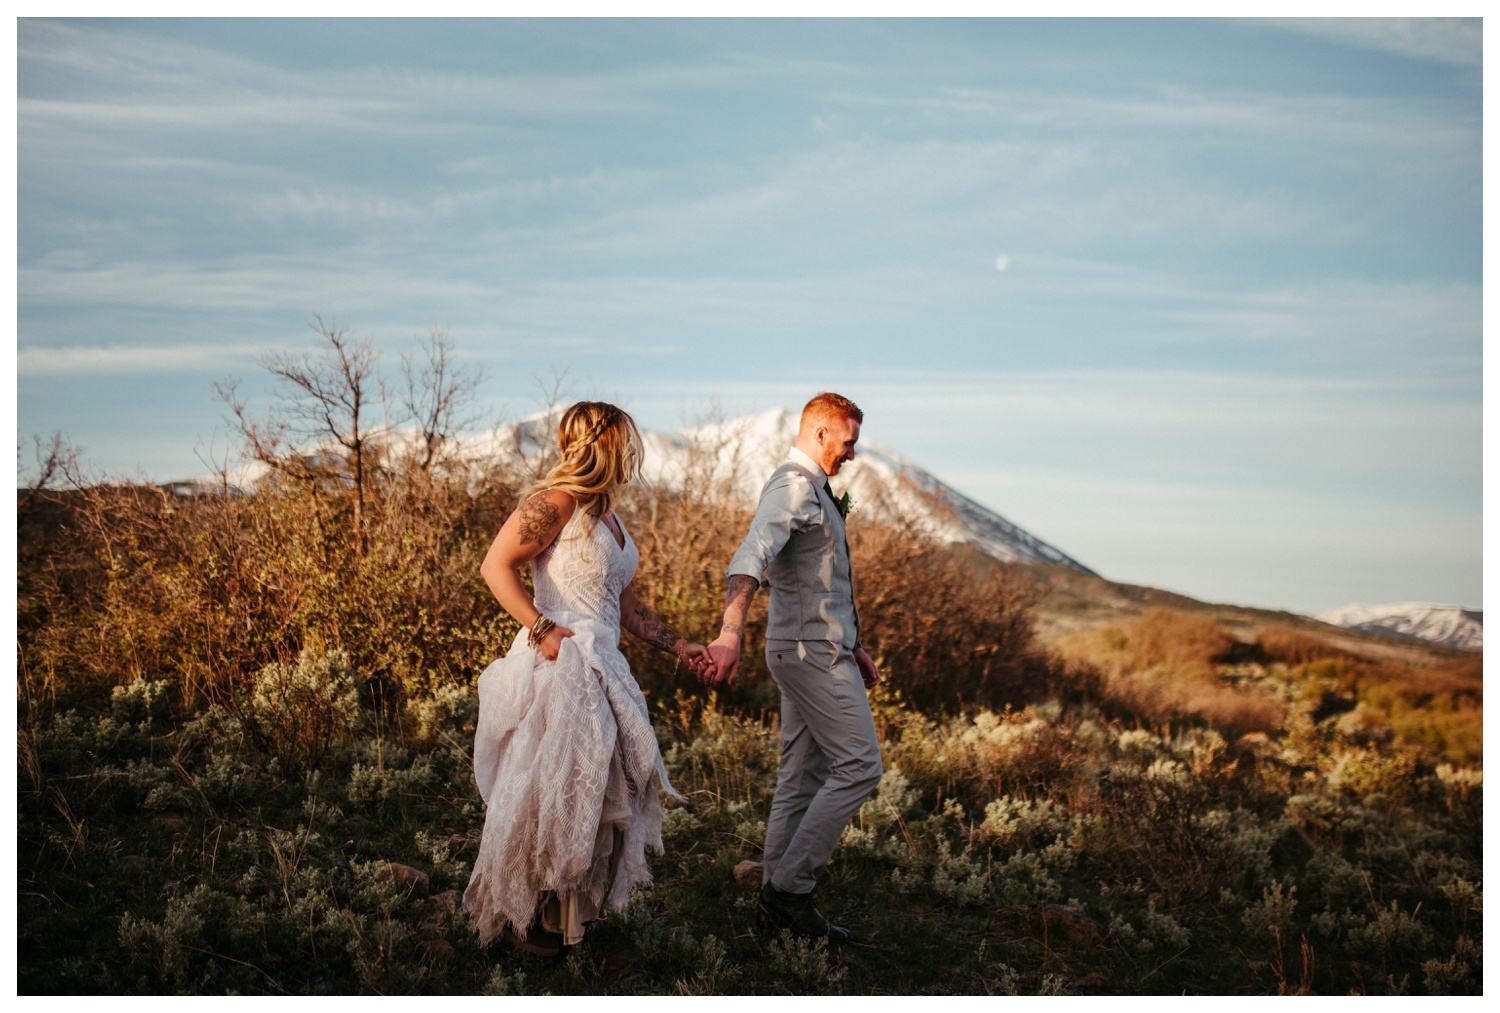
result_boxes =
[516,494,563,546]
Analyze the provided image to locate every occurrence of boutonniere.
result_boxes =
[833,491,854,519]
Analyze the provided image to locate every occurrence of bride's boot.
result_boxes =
[503,911,565,957]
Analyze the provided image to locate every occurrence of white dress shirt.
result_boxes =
[785,445,825,481]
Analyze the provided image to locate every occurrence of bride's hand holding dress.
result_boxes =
[476,488,578,659]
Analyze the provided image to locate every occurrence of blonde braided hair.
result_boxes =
[523,401,643,521]
[571,404,622,455]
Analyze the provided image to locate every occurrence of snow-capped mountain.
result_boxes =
[194,406,1093,574]
[641,409,1093,572]
[1315,602,1482,652]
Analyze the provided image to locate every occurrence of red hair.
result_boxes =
[799,391,863,430]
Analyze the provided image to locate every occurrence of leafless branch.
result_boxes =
[399,326,483,474]
[19,432,74,518]
[216,316,390,552]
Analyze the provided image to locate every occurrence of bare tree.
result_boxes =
[18,432,76,522]
[509,368,574,485]
[399,326,483,475]
[216,316,387,551]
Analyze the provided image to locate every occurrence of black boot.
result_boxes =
[759,882,851,943]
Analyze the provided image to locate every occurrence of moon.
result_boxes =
[994,255,1010,272]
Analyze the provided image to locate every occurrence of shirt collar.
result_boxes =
[786,445,826,480]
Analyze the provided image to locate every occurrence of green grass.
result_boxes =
[17,661,1482,995]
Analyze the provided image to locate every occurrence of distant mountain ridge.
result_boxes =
[1315,602,1482,652]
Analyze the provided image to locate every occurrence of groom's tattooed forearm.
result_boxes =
[516,494,562,546]
[724,574,758,609]
[629,603,684,654]
[721,574,759,635]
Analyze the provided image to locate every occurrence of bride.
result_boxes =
[463,401,710,956]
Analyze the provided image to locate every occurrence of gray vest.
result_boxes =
[762,462,861,649]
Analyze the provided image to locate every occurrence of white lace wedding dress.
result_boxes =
[463,508,682,947]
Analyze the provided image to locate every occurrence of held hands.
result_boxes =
[696,637,876,689]
[704,632,742,687]
[677,642,713,682]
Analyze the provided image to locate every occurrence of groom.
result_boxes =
[706,391,883,944]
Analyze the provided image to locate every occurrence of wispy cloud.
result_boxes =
[1260,17,1482,68]
[1168,279,1481,358]
[847,368,1480,481]
[834,82,1477,150]
[17,343,265,375]
[19,95,410,135]
[19,18,845,129]
[17,260,493,313]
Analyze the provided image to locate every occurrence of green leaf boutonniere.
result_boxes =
[833,491,854,519]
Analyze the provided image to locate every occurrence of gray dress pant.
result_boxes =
[761,639,883,895]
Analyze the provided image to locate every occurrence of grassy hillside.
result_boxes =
[1023,562,1473,666]
[19,654,1481,995]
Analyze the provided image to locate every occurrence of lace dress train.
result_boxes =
[462,511,682,946]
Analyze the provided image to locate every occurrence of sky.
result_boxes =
[14,17,1483,616]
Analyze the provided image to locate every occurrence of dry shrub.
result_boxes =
[1260,628,1482,760]
[1258,625,1350,665]
[1117,608,1238,669]
[22,430,1061,723]
[245,649,362,770]
[1057,608,1219,675]
[1361,654,1482,704]
[19,326,525,710]
[658,691,781,802]
[1108,666,1285,734]
[1058,609,1284,734]
[848,523,1056,713]
[20,465,517,710]
[1326,747,1434,807]
[1353,665,1482,764]
[1271,642,1482,764]
[951,708,1090,798]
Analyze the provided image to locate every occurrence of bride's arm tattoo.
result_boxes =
[627,602,686,655]
[516,494,563,546]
